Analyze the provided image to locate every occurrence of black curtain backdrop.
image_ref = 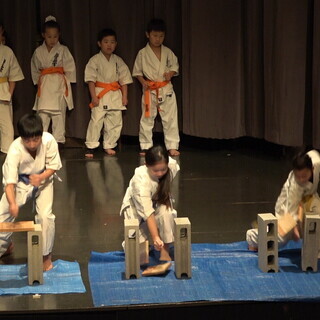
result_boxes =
[0,0,319,148]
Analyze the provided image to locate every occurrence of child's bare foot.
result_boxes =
[160,244,172,261]
[139,149,147,157]
[43,253,53,271]
[104,148,116,156]
[168,149,180,156]
[248,245,258,252]
[1,242,14,257]
[85,149,94,158]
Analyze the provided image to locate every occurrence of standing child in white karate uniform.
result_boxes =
[120,145,180,261]
[246,150,320,250]
[0,22,24,154]
[133,19,180,157]
[31,16,76,146]
[0,113,62,271]
[85,28,132,157]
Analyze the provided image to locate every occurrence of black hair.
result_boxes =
[17,113,43,138]
[42,18,60,33]
[146,18,166,33]
[292,152,313,171]
[97,28,117,42]
[145,145,172,208]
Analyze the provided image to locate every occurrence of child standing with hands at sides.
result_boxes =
[0,22,24,154]
[120,145,180,261]
[31,16,76,147]
[132,19,180,157]
[84,28,132,157]
[0,113,62,271]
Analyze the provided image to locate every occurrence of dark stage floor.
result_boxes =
[0,137,317,319]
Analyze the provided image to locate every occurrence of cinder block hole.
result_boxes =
[180,228,187,238]
[128,229,136,239]
[267,223,275,236]
[129,274,137,279]
[306,266,314,272]
[267,240,274,251]
[267,255,275,265]
[32,235,39,245]
[267,269,276,273]
[180,273,189,279]
[308,222,317,234]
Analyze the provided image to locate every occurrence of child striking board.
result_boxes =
[120,145,180,261]
[0,113,62,271]
[132,19,180,157]
[85,28,132,157]
[31,15,76,146]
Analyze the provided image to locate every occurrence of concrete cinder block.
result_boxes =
[124,219,140,279]
[27,224,43,285]
[258,213,278,273]
[301,214,320,272]
[174,217,192,278]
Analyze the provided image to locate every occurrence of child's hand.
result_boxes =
[292,225,301,241]
[153,237,164,251]
[91,96,100,108]
[122,96,128,106]
[9,203,19,217]
[29,174,42,187]
[163,71,174,81]
[141,79,149,90]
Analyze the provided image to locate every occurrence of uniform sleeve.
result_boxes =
[274,171,304,219]
[168,157,180,180]
[117,57,133,86]
[8,51,24,82]
[130,172,154,220]
[84,57,97,83]
[45,135,62,171]
[63,47,76,83]
[167,48,179,76]
[132,50,143,77]
[2,145,21,186]
[31,50,40,85]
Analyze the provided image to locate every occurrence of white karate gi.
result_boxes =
[120,157,180,244]
[31,42,76,143]
[0,132,62,256]
[85,52,132,149]
[132,43,180,151]
[246,150,320,248]
[0,43,24,153]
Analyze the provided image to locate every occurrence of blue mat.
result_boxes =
[88,241,320,307]
[0,259,86,295]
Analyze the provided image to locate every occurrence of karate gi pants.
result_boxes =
[0,180,55,257]
[123,202,177,244]
[0,101,14,153]
[139,92,179,151]
[85,106,122,150]
[38,105,66,144]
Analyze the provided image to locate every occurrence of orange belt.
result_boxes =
[0,77,8,84]
[144,80,169,117]
[37,67,68,97]
[89,81,121,108]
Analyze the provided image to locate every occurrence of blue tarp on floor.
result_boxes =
[88,241,320,307]
[0,259,86,295]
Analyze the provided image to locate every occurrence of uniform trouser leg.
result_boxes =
[103,110,122,149]
[159,92,180,150]
[85,106,107,149]
[0,186,31,257]
[139,95,157,150]
[0,102,14,153]
[35,181,55,256]
[154,205,177,243]
[51,106,66,144]
[38,111,52,133]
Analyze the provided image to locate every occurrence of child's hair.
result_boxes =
[146,18,166,33]
[292,152,313,171]
[145,145,172,208]
[97,28,117,42]
[42,16,60,33]
[17,113,43,138]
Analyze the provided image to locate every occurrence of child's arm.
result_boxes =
[163,71,177,81]
[5,184,19,217]
[136,75,148,90]
[8,81,16,98]
[120,84,128,106]
[88,81,99,107]
[29,169,56,187]
[146,213,164,250]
